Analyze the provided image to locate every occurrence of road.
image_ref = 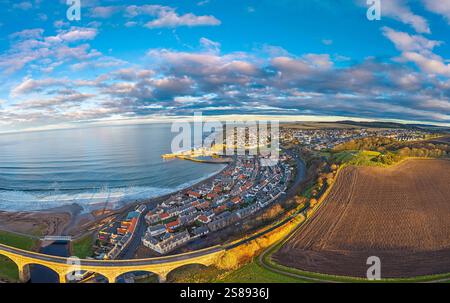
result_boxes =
[119,214,146,260]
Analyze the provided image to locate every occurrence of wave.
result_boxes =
[0,169,224,213]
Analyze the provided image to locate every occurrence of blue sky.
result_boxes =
[0,0,450,131]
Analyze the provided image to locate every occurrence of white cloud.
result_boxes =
[9,28,44,40]
[89,4,221,28]
[11,77,67,96]
[90,6,121,18]
[13,1,32,10]
[402,52,450,76]
[1,27,101,74]
[125,21,138,27]
[383,0,430,33]
[423,99,450,110]
[382,27,440,54]
[200,37,221,53]
[145,10,221,28]
[57,27,98,42]
[422,0,450,24]
[382,27,450,76]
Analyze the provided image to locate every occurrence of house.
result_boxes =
[127,217,138,234]
[197,201,210,210]
[236,204,258,219]
[165,219,181,232]
[187,190,202,199]
[145,212,161,225]
[206,193,218,201]
[179,213,197,225]
[231,196,242,205]
[142,231,191,254]
[192,226,209,237]
[147,224,166,237]
[207,211,239,232]
[159,212,171,221]
[214,204,227,215]
[196,214,211,224]
[117,228,127,235]
[213,186,222,193]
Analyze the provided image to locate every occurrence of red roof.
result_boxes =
[159,213,170,220]
[166,219,180,230]
[197,215,209,223]
[187,190,202,198]
[206,193,218,200]
[198,201,210,209]
[231,196,242,204]
[214,205,227,214]
[117,228,127,235]
[127,217,138,234]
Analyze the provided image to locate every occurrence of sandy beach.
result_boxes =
[0,210,72,237]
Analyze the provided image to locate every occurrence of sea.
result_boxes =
[0,123,226,212]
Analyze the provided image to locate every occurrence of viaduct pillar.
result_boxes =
[18,264,31,283]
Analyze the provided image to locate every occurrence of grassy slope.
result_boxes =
[0,230,38,282]
[71,234,94,259]
[216,260,308,283]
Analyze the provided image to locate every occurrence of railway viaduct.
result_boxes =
[0,243,225,283]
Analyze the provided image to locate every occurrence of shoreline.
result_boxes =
[0,162,231,239]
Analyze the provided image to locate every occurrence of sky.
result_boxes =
[0,0,450,132]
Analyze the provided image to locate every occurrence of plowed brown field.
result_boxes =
[274,159,450,278]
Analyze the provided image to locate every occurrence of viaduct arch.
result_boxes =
[0,243,224,283]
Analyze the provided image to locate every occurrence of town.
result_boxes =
[280,127,429,151]
[91,153,292,260]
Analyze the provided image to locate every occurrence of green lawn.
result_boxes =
[331,150,384,167]
[0,230,38,282]
[71,234,94,259]
[216,261,308,283]
[0,230,36,250]
[332,151,356,164]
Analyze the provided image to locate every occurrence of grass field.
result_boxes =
[216,260,308,283]
[0,230,38,282]
[71,234,94,259]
